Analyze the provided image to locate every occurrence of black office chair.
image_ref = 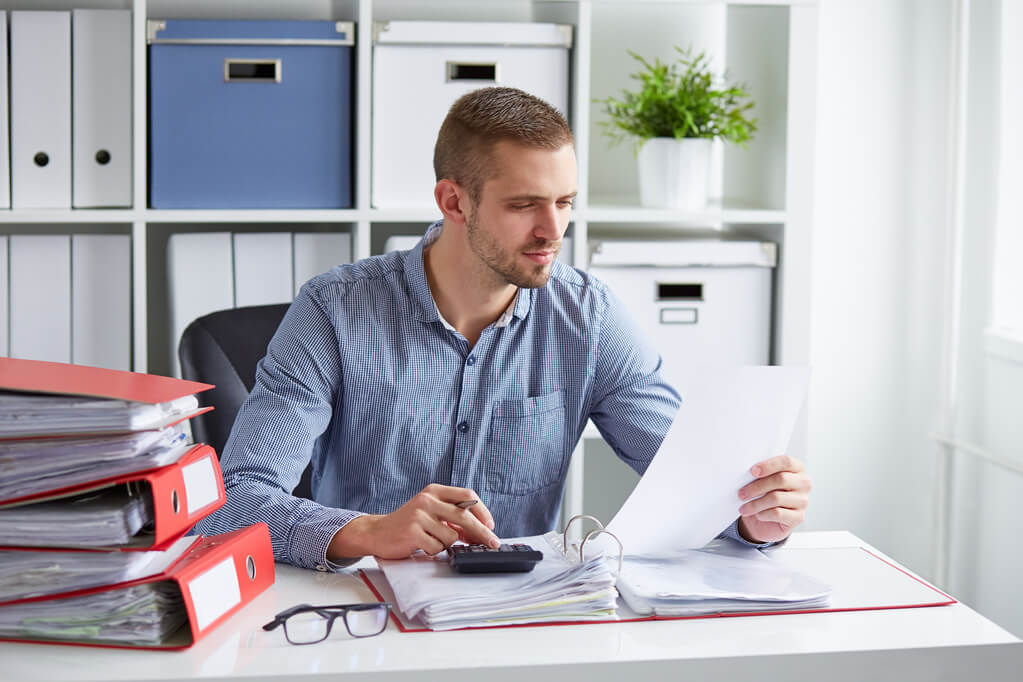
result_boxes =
[178,303,314,499]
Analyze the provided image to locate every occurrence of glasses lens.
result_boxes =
[283,611,329,644]
[345,606,388,637]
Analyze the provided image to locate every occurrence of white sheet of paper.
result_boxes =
[606,365,811,555]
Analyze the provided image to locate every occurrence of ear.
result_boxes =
[434,179,471,227]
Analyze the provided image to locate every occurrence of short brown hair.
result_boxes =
[433,87,574,203]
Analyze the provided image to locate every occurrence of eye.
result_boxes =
[557,200,575,209]
[510,203,533,210]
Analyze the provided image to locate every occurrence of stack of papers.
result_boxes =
[0,582,187,646]
[377,533,617,630]
[0,393,200,438]
[0,536,198,603]
[616,539,831,617]
[0,425,191,501]
[0,489,151,547]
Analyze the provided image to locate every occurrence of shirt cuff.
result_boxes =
[719,517,779,550]
[288,506,365,572]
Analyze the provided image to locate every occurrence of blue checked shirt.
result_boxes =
[195,223,757,570]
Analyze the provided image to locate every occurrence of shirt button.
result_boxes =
[315,565,327,572]
[466,355,476,366]
[457,421,469,433]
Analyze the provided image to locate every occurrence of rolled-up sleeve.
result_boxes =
[194,284,359,570]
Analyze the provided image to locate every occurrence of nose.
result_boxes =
[533,204,563,243]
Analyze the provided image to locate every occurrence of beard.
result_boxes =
[465,211,560,289]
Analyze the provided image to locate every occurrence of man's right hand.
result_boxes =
[326,484,500,561]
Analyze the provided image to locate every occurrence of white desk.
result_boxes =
[3,531,1020,682]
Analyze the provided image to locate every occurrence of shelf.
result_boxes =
[142,209,361,224]
[584,198,787,225]
[568,0,816,5]
[0,209,137,224]
[367,208,443,224]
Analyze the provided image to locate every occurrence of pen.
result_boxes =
[455,499,478,510]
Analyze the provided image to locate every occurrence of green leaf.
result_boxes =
[595,45,757,150]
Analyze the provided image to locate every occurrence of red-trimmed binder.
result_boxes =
[0,523,275,650]
[0,357,213,404]
[0,443,226,550]
[0,357,215,439]
[359,546,957,633]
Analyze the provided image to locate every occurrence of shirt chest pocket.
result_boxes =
[484,391,566,496]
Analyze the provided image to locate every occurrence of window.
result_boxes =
[989,1,1023,343]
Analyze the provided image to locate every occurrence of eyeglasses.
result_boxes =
[262,602,392,645]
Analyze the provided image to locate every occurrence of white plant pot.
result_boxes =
[637,137,713,209]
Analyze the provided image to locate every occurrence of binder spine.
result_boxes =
[175,523,275,643]
[149,444,226,547]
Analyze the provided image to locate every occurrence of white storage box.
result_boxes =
[588,240,776,384]
[372,21,572,209]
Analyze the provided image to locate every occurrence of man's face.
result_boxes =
[464,140,577,289]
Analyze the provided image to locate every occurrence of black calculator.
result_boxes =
[447,543,543,574]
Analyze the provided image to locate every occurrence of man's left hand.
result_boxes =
[737,455,811,544]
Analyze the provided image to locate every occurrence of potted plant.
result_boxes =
[598,47,757,209]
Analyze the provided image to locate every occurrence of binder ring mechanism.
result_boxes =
[563,514,623,577]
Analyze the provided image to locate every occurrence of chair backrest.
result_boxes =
[178,303,313,499]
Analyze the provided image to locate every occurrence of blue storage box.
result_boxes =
[148,19,354,209]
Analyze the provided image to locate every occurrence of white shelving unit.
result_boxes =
[0,0,817,524]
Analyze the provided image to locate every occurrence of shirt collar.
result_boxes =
[405,220,531,328]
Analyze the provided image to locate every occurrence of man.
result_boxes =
[196,87,811,570]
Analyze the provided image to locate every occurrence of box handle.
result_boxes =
[446,61,498,82]
[659,308,698,325]
[224,59,281,83]
[656,282,703,301]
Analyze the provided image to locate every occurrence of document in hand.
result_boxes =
[372,532,617,631]
[607,365,812,554]
[0,523,275,650]
[0,357,213,438]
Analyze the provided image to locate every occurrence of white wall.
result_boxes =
[808,0,951,579]
[810,0,1022,637]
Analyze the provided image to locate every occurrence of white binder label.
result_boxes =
[188,557,241,632]
[182,455,220,516]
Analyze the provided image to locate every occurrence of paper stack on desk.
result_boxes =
[375,532,617,630]
[615,539,830,617]
[0,358,275,649]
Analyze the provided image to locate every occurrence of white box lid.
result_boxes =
[589,240,777,268]
[373,21,572,48]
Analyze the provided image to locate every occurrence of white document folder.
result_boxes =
[72,9,132,208]
[10,11,71,209]
[293,232,351,292]
[72,234,131,371]
[9,235,71,362]
[0,237,8,357]
[233,233,293,307]
[0,13,10,210]
[167,232,235,377]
